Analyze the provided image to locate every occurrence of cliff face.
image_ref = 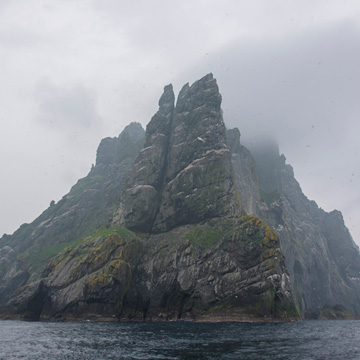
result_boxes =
[0,246,29,306]
[123,216,296,322]
[226,128,260,216]
[249,143,360,318]
[113,74,237,233]
[0,74,298,322]
[5,218,297,322]
[1,73,359,321]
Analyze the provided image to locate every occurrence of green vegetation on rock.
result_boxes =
[233,215,279,247]
[184,226,224,247]
[18,236,84,274]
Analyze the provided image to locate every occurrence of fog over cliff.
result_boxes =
[0,0,359,244]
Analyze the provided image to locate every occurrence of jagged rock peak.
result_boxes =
[226,128,241,154]
[145,85,174,144]
[95,122,145,167]
[119,122,145,142]
[151,74,236,232]
[113,74,238,233]
[176,73,221,112]
[158,84,175,108]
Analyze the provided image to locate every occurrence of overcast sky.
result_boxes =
[1,0,359,245]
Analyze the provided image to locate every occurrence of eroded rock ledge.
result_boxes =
[3,217,298,322]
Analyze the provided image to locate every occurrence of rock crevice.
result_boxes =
[114,74,237,234]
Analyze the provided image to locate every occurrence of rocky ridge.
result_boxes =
[0,74,298,321]
[249,143,360,317]
[1,73,359,321]
[0,123,145,305]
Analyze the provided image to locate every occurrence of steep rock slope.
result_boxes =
[226,128,260,216]
[249,142,360,317]
[122,216,296,322]
[0,246,29,306]
[4,73,357,321]
[0,123,145,305]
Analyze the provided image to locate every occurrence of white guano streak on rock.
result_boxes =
[167,149,231,187]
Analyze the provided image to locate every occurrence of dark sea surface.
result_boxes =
[0,319,359,359]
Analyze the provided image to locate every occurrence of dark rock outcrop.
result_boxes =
[123,216,296,322]
[112,86,175,232]
[152,75,237,232]
[226,128,260,216]
[0,246,29,307]
[1,73,359,321]
[248,142,360,317]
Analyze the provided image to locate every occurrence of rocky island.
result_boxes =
[1,74,359,322]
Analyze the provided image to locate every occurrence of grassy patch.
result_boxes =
[82,226,136,244]
[19,226,137,275]
[183,223,231,248]
[318,305,353,320]
[18,236,85,273]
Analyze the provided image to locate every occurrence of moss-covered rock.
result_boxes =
[2,218,299,322]
[3,227,142,321]
[118,217,298,322]
[316,305,355,320]
[0,122,145,302]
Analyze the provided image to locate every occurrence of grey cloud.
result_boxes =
[0,29,46,48]
[34,78,101,131]
[91,0,233,55]
[208,22,359,145]
[0,0,11,13]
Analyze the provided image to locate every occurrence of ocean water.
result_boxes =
[0,320,359,359]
